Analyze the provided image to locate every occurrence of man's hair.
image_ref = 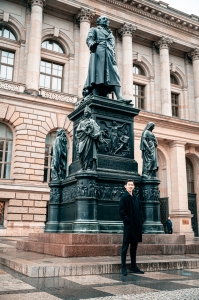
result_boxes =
[124,179,134,185]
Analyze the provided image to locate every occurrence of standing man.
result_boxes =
[119,179,144,276]
[166,216,173,234]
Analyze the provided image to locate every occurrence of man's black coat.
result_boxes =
[119,191,144,243]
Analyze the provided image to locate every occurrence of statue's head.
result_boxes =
[112,121,117,125]
[145,122,155,131]
[84,105,92,117]
[57,128,66,138]
[97,16,110,27]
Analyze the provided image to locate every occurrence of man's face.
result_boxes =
[125,181,134,193]
[99,17,110,27]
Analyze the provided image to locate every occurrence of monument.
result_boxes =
[45,16,164,234]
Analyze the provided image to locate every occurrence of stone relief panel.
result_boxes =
[97,119,131,158]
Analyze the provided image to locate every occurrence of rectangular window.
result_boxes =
[0,202,5,225]
[0,50,14,81]
[133,84,145,109]
[40,60,63,92]
[171,93,179,117]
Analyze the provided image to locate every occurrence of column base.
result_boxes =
[170,210,194,238]
[25,89,39,96]
[142,221,164,234]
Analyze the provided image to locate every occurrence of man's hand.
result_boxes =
[90,41,98,53]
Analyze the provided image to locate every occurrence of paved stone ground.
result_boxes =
[1,238,199,299]
[1,264,199,299]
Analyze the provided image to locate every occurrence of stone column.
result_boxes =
[118,23,136,103]
[75,8,95,98]
[25,0,45,95]
[188,48,199,122]
[169,141,194,237]
[155,37,173,116]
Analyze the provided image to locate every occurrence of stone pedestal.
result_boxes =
[141,177,164,234]
[45,180,61,232]
[45,96,141,233]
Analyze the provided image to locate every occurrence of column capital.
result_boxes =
[188,48,199,61]
[169,140,186,148]
[117,23,137,38]
[155,36,173,50]
[75,8,95,24]
[27,0,46,8]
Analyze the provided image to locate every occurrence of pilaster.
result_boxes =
[25,0,46,95]
[118,23,137,102]
[169,141,194,237]
[155,36,173,116]
[75,8,95,98]
[188,48,199,122]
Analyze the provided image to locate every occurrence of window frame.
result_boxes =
[0,26,20,83]
[0,49,15,81]
[40,60,64,92]
[133,83,145,109]
[171,92,179,117]
[0,26,17,41]
[41,40,64,54]
[0,124,13,180]
[44,131,57,183]
[186,157,195,194]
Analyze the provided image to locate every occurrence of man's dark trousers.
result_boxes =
[121,241,138,268]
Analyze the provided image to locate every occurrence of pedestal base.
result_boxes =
[141,177,164,234]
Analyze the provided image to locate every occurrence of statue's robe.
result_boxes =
[140,129,159,176]
[76,118,100,169]
[85,26,121,91]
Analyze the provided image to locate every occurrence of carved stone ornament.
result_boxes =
[118,23,137,37]
[188,48,199,61]
[75,8,95,24]
[27,0,46,7]
[50,188,61,203]
[155,36,173,50]
[142,186,160,202]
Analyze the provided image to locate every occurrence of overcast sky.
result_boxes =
[166,0,199,15]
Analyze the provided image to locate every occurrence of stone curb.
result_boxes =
[1,253,199,277]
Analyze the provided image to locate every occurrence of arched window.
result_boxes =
[186,157,195,193]
[170,74,179,85]
[133,64,145,76]
[41,40,64,54]
[0,123,13,179]
[0,26,16,41]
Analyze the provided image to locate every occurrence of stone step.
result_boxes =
[27,233,185,245]
[1,249,199,277]
[17,240,198,257]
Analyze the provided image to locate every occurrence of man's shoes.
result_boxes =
[122,268,127,276]
[129,266,144,274]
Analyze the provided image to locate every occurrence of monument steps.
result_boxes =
[16,233,199,258]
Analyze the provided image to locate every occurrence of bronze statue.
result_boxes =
[83,16,131,103]
[76,105,102,171]
[140,122,159,178]
[51,128,67,181]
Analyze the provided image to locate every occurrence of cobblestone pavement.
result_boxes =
[0,263,199,299]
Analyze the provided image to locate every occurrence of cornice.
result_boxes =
[102,0,199,37]
[135,110,199,138]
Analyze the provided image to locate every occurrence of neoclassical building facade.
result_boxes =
[0,0,199,237]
